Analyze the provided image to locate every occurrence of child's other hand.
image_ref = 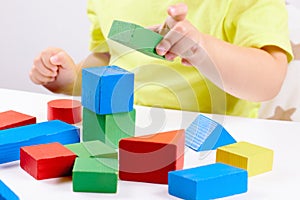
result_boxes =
[156,3,205,66]
[29,47,77,94]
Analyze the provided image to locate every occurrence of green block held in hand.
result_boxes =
[108,20,165,60]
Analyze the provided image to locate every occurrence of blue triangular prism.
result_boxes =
[185,115,236,151]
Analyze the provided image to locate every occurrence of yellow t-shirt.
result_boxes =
[86,0,292,118]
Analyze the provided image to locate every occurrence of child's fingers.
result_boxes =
[39,48,61,72]
[165,52,177,61]
[33,57,57,78]
[162,3,188,35]
[50,51,74,70]
[156,23,188,55]
[167,3,188,21]
[147,24,161,33]
[29,66,55,85]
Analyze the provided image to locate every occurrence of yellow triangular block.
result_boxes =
[216,141,273,177]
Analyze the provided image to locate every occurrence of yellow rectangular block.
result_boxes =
[216,141,273,176]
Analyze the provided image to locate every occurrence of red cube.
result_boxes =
[20,142,77,180]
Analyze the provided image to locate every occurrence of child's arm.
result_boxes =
[292,42,300,60]
[29,47,110,95]
[156,3,288,102]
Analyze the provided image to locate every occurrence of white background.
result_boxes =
[0,0,90,94]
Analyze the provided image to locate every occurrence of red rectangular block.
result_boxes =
[119,129,185,184]
[20,142,77,180]
[0,110,36,130]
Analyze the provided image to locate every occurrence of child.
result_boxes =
[29,1,293,118]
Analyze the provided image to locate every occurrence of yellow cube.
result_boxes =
[216,141,273,176]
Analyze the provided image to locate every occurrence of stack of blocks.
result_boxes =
[81,65,136,149]
[77,65,136,193]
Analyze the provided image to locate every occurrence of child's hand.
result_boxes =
[155,3,206,66]
[29,47,77,94]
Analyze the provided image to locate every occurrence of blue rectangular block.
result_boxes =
[0,180,19,200]
[0,120,80,164]
[168,163,248,200]
[82,66,134,115]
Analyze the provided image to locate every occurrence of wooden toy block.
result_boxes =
[82,65,134,115]
[82,107,135,148]
[216,141,274,176]
[72,157,118,193]
[119,129,185,184]
[20,142,77,180]
[168,163,248,200]
[47,99,82,124]
[0,179,19,200]
[65,140,117,159]
[0,110,36,130]
[108,20,165,60]
[185,114,236,151]
[0,120,80,164]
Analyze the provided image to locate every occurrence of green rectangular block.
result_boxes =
[83,108,136,148]
[65,140,117,159]
[108,20,165,60]
[72,157,118,193]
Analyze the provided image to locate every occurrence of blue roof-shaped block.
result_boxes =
[82,65,134,115]
[0,120,80,164]
[185,114,236,151]
[0,179,19,200]
[168,163,248,200]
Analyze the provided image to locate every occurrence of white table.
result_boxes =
[0,88,299,200]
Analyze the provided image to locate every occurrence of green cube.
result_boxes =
[83,108,136,148]
[72,157,118,193]
[108,20,165,60]
[65,140,117,159]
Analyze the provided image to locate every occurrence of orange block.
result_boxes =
[119,129,185,184]
[20,142,77,180]
[0,110,36,130]
[47,99,82,124]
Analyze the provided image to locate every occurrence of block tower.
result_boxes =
[81,65,136,148]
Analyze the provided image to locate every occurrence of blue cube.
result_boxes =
[82,66,134,115]
[168,163,248,200]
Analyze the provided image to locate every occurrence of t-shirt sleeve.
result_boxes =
[87,0,109,53]
[224,0,293,62]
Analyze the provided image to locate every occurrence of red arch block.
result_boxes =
[119,129,185,184]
